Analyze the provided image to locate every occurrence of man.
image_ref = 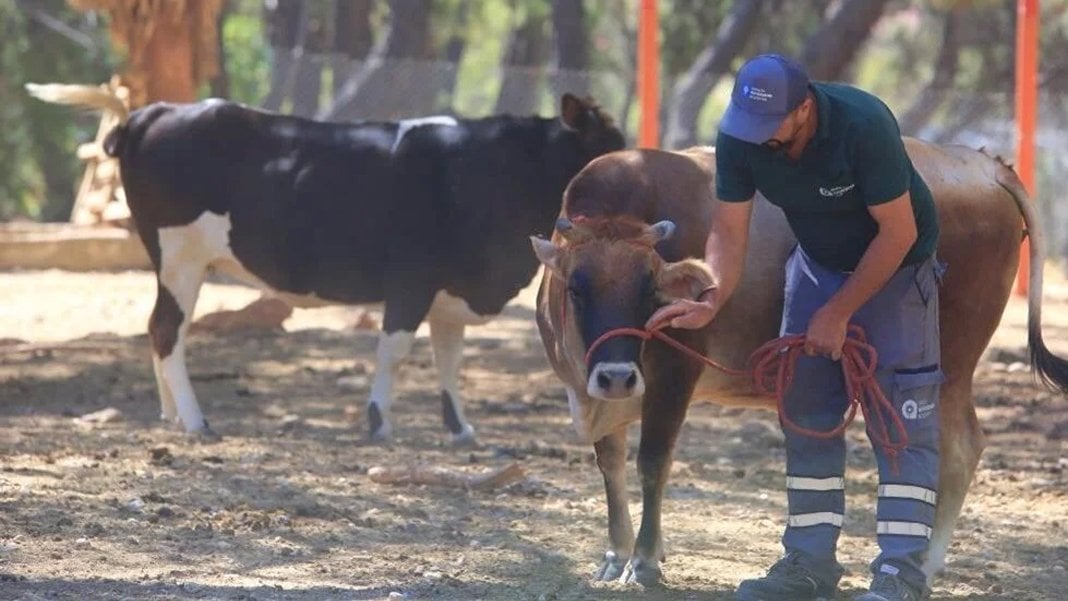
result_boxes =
[648,54,943,601]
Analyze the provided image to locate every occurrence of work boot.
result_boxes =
[854,573,928,601]
[735,552,841,601]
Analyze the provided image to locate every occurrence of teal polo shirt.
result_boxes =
[715,82,938,272]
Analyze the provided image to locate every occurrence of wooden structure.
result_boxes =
[66,0,224,227]
[70,77,132,226]
[1,1,225,270]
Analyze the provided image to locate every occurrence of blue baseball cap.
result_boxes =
[719,54,810,144]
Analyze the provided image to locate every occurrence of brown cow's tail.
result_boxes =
[995,159,1068,394]
[24,83,130,157]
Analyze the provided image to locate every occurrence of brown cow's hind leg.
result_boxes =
[924,383,985,583]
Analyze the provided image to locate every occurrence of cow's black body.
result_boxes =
[96,93,624,438]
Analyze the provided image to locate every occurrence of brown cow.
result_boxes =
[530,143,1068,586]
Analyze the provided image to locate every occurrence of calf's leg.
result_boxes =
[149,254,210,434]
[428,317,476,444]
[367,279,436,442]
[622,341,701,586]
[367,329,415,442]
[593,427,634,581]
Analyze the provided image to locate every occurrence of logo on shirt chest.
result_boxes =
[819,183,856,197]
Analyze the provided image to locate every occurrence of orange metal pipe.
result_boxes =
[1015,0,1038,296]
[638,0,660,148]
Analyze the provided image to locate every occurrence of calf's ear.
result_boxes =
[531,236,564,278]
[657,258,713,300]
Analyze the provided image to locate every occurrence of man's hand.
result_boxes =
[803,305,850,361]
[646,299,717,331]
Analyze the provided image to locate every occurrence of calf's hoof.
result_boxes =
[593,550,627,582]
[449,423,477,446]
[619,556,662,587]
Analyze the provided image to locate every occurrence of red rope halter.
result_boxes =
[571,294,908,472]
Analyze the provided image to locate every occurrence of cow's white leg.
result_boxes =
[429,317,475,444]
[367,330,414,441]
[149,266,209,434]
[153,354,177,422]
[593,427,634,581]
[151,215,229,435]
[923,383,985,583]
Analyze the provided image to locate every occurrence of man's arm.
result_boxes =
[803,191,917,357]
[702,198,754,305]
[646,197,754,330]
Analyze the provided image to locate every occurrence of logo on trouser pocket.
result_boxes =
[901,398,935,420]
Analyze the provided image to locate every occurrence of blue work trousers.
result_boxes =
[778,246,944,591]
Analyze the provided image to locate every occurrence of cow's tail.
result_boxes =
[24,83,129,156]
[995,158,1068,393]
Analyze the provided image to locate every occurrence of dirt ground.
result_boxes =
[1,269,1067,601]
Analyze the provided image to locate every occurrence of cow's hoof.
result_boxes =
[188,421,222,442]
[367,404,392,443]
[619,557,662,587]
[593,551,627,581]
[450,423,477,446]
[368,426,393,444]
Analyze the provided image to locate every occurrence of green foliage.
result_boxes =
[0,1,37,219]
[9,0,1068,230]
[222,0,270,105]
[0,0,114,221]
[660,0,729,76]
[453,0,513,116]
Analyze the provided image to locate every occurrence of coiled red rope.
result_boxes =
[581,322,909,473]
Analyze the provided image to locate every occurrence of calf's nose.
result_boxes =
[587,362,645,400]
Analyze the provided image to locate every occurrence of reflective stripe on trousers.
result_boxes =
[778,246,943,591]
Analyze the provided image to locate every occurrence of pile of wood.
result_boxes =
[69,77,131,226]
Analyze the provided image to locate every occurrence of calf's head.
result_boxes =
[532,216,712,401]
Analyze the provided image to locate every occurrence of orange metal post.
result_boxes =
[638,0,660,148]
[1015,0,1039,296]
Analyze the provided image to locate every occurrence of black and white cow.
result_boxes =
[27,84,624,442]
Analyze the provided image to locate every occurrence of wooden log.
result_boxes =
[367,462,526,490]
[0,223,150,271]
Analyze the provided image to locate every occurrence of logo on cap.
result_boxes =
[744,85,773,102]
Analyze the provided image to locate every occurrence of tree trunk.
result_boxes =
[550,0,589,99]
[323,0,433,121]
[290,53,323,118]
[437,33,466,113]
[331,0,375,98]
[663,0,764,149]
[142,11,199,102]
[934,42,1009,144]
[800,0,893,81]
[898,9,962,136]
[495,5,550,116]
[209,0,231,98]
[289,3,330,118]
[262,0,302,111]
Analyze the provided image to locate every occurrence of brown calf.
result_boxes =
[531,143,1068,586]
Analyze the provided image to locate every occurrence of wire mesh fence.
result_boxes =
[256,35,1067,271]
